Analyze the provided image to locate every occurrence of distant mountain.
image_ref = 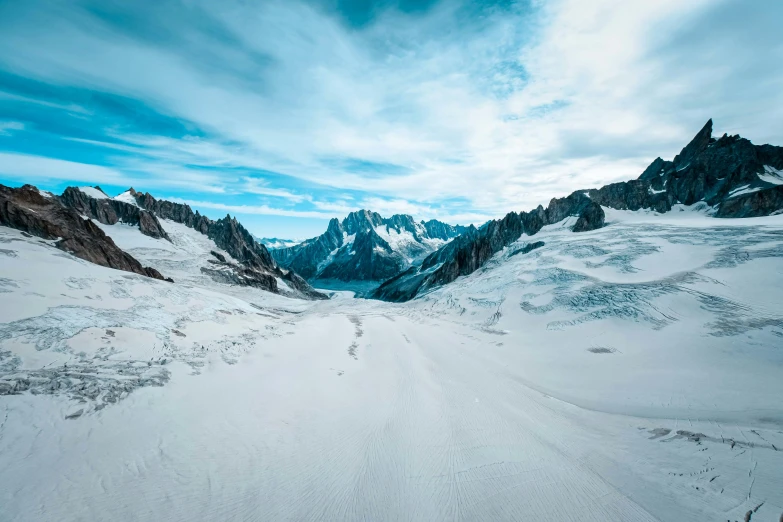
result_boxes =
[373,119,783,302]
[253,236,301,250]
[271,210,465,285]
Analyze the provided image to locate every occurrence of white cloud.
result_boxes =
[0,120,24,136]
[0,152,128,185]
[0,0,781,235]
[173,198,334,219]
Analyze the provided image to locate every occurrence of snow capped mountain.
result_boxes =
[271,209,463,287]
[0,184,326,301]
[375,119,783,301]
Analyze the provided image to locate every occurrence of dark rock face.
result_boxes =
[572,201,605,232]
[127,190,327,299]
[56,186,325,299]
[0,184,170,281]
[373,211,544,302]
[373,119,783,302]
[509,241,545,257]
[716,186,783,218]
[59,187,169,240]
[272,218,345,279]
[272,210,462,283]
[318,227,406,282]
[422,219,461,240]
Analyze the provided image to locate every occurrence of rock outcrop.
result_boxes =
[572,201,605,232]
[715,185,783,218]
[124,189,327,299]
[59,187,170,240]
[0,184,171,281]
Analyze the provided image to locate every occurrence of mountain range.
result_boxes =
[1,120,781,304]
[2,120,783,522]
[270,210,467,287]
[373,119,783,301]
[0,184,327,300]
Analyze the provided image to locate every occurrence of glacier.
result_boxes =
[1,206,782,521]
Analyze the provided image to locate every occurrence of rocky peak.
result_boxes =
[325,217,344,238]
[421,219,457,240]
[60,186,169,240]
[0,184,170,282]
[673,119,714,168]
[342,209,384,234]
[383,214,420,237]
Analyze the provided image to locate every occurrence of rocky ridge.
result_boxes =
[373,119,783,302]
[0,184,170,281]
[124,188,326,299]
[60,186,170,240]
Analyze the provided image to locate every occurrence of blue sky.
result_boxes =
[0,0,782,239]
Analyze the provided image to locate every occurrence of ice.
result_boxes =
[1,211,783,522]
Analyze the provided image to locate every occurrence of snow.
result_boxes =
[759,165,783,185]
[77,186,108,199]
[374,224,447,262]
[728,184,762,198]
[113,190,139,207]
[2,211,783,521]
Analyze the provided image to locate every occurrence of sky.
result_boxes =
[0,0,782,239]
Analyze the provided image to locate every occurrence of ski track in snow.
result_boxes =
[1,209,783,521]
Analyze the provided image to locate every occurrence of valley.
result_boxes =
[1,208,782,521]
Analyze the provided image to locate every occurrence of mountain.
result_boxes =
[0,184,326,300]
[0,184,170,281]
[373,119,783,301]
[254,237,301,249]
[271,209,464,285]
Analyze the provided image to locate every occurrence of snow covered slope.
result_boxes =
[1,210,782,521]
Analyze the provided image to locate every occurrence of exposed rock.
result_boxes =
[60,187,169,240]
[280,270,328,300]
[509,241,545,257]
[272,218,345,279]
[673,118,713,168]
[373,119,783,302]
[572,201,605,232]
[128,189,327,299]
[373,211,543,302]
[716,186,783,218]
[422,219,468,240]
[0,184,171,281]
[318,227,406,282]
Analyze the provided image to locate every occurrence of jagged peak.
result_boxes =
[673,118,713,167]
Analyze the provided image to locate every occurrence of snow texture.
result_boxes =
[759,165,783,185]
[77,186,109,199]
[113,190,139,207]
[1,209,783,522]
